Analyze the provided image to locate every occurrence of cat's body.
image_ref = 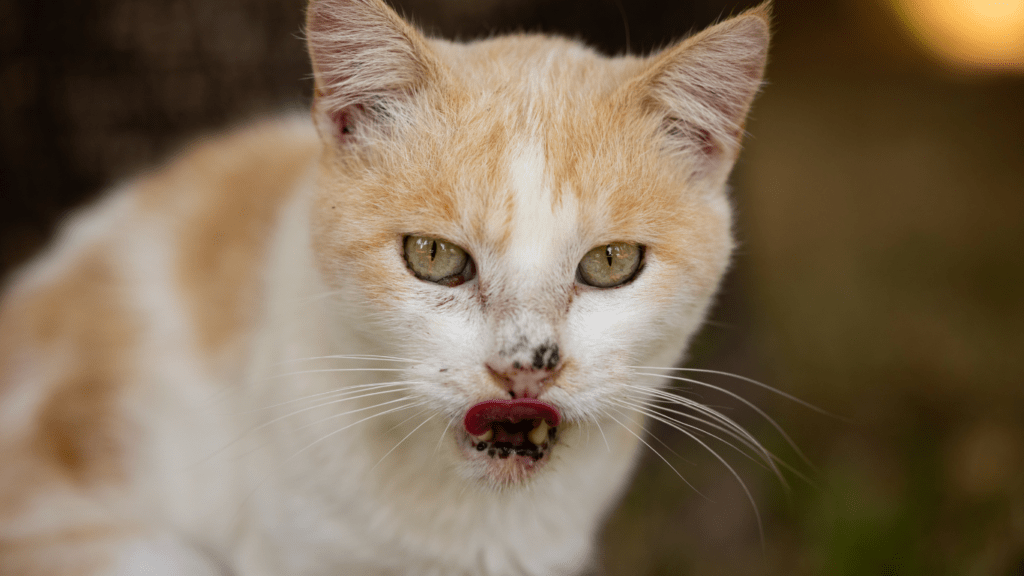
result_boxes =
[0,1,770,574]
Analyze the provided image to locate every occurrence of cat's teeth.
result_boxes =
[528,421,549,446]
[474,429,493,443]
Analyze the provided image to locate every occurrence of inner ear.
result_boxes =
[328,99,392,142]
[330,106,357,139]
[663,116,719,160]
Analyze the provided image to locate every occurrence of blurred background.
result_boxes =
[1,0,1022,573]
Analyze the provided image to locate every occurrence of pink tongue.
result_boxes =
[463,399,561,436]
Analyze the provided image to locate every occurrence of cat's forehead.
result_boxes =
[435,99,690,263]
[431,35,643,97]
[379,124,696,293]
[350,101,688,265]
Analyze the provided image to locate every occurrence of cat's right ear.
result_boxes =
[306,0,441,145]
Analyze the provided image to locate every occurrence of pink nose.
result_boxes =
[487,363,560,399]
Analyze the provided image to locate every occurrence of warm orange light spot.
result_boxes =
[890,0,1024,71]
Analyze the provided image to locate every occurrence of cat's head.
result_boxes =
[305,0,769,485]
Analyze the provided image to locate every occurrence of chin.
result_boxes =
[454,417,564,488]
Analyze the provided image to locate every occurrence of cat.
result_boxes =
[0,0,771,574]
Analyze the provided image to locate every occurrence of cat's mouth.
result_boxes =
[463,399,560,461]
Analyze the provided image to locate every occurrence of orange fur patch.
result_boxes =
[138,119,320,364]
[0,250,137,576]
[0,250,135,489]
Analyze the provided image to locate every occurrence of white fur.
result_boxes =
[507,140,568,279]
[113,536,226,576]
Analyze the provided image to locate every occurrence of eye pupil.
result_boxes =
[577,242,643,288]
[403,235,476,287]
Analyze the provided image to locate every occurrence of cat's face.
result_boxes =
[306,0,768,484]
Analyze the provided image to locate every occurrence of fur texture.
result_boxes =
[0,1,770,574]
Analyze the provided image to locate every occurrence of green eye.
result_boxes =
[577,242,643,288]
[403,235,476,287]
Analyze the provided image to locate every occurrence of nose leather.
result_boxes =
[487,362,560,399]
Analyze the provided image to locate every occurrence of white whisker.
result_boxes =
[591,414,611,453]
[270,367,412,379]
[245,381,413,412]
[614,396,784,487]
[613,399,766,549]
[370,414,436,473]
[234,395,423,463]
[232,400,423,523]
[633,371,816,471]
[627,385,819,488]
[623,387,818,488]
[630,365,844,420]
[291,401,425,459]
[273,354,418,366]
[434,419,454,454]
[199,385,416,464]
[615,403,697,466]
[621,386,780,473]
[382,408,431,435]
[261,386,419,433]
[294,394,422,432]
[599,407,707,499]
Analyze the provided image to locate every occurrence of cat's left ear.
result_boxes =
[306,0,443,145]
[626,2,771,183]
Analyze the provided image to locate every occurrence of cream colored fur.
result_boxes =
[0,1,770,574]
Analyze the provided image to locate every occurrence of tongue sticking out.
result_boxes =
[464,399,561,436]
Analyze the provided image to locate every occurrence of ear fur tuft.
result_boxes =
[306,0,438,143]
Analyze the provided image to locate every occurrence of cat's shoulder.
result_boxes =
[131,115,322,353]
[0,115,320,495]
[2,114,321,351]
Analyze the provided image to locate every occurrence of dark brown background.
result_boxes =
[2,0,1022,574]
